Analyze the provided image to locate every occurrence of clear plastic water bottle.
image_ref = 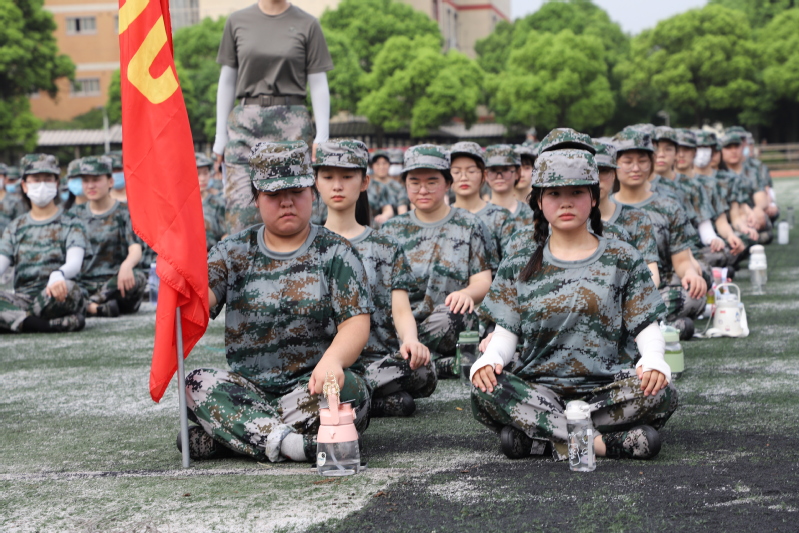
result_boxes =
[148,262,159,305]
[456,331,479,385]
[661,325,684,379]
[787,206,795,229]
[565,400,596,472]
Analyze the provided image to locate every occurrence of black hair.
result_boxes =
[309,167,372,226]
[62,192,76,211]
[519,184,602,282]
[370,154,390,166]
[520,155,535,167]
[20,173,62,211]
[401,168,454,186]
[598,166,620,194]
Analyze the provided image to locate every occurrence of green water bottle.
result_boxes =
[456,331,480,385]
[662,325,684,379]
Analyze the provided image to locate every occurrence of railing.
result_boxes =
[756,143,799,171]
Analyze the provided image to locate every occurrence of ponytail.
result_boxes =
[588,184,603,237]
[355,190,371,226]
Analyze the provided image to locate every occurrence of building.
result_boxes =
[31,0,198,122]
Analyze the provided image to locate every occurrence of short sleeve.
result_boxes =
[0,222,14,260]
[327,242,373,323]
[123,211,142,247]
[216,17,239,68]
[668,205,693,255]
[469,220,495,275]
[622,253,666,337]
[480,259,522,336]
[65,216,88,251]
[207,241,229,318]
[305,19,333,74]
[390,246,414,292]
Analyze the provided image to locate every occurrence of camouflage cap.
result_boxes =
[370,150,391,165]
[694,131,718,149]
[450,142,485,165]
[613,129,654,154]
[67,155,113,177]
[388,149,404,165]
[623,123,656,138]
[195,152,214,168]
[675,129,697,148]
[314,140,369,169]
[720,131,744,147]
[726,126,748,137]
[514,144,536,163]
[592,139,617,169]
[106,151,123,170]
[484,144,520,167]
[0,163,7,175]
[249,140,315,192]
[402,144,450,173]
[532,149,598,188]
[20,154,60,176]
[654,126,678,145]
[538,128,596,155]
[6,166,19,179]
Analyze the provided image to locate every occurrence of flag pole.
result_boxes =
[176,307,191,468]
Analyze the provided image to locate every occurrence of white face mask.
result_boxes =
[389,164,403,177]
[743,146,751,158]
[26,181,58,207]
[694,147,712,169]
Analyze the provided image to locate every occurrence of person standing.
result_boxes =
[214,0,333,234]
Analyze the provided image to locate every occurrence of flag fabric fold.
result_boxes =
[119,0,209,402]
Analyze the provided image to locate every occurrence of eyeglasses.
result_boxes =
[406,180,443,193]
[617,159,651,170]
[451,168,482,178]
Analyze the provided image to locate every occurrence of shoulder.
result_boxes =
[368,229,402,251]
[620,205,653,225]
[315,225,359,254]
[69,203,89,218]
[381,212,411,230]
[227,3,261,23]
[450,207,483,228]
[601,238,642,268]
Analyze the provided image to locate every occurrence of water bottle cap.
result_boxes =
[662,328,680,343]
[458,330,479,343]
[750,245,765,255]
[564,400,591,420]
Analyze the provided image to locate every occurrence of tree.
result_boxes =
[0,0,74,153]
[487,29,615,133]
[357,35,483,137]
[323,29,366,116]
[615,5,760,127]
[710,0,797,28]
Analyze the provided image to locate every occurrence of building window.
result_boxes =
[432,0,439,21]
[66,16,97,35]
[451,12,458,50]
[71,78,101,97]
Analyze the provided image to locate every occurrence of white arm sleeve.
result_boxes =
[634,322,671,384]
[212,65,238,156]
[308,72,330,144]
[0,255,10,277]
[47,246,85,285]
[469,325,519,381]
[698,218,719,246]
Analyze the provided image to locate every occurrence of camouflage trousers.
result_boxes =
[697,245,738,269]
[363,352,437,399]
[471,369,679,460]
[185,367,370,462]
[81,270,147,314]
[417,304,476,378]
[223,104,314,234]
[0,281,85,332]
[659,273,707,321]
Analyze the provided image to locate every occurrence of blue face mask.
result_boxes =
[112,172,125,190]
[5,183,19,194]
[60,191,70,202]
[68,177,84,196]
[743,146,751,158]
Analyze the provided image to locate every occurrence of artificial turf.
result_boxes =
[2,179,798,532]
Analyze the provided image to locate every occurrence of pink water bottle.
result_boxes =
[317,373,360,476]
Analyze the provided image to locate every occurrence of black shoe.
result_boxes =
[434,356,458,379]
[671,317,694,341]
[602,425,662,460]
[48,313,86,333]
[500,425,533,459]
[96,300,120,317]
[371,391,416,417]
[176,426,234,460]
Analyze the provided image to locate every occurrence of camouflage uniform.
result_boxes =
[383,145,495,375]
[0,190,24,237]
[196,152,227,251]
[187,141,372,462]
[474,203,519,263]
[0,209,87,332]
[367,179,392,223]
[474,152,674,459]
[223,105,314,234]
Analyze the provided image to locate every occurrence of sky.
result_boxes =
[511,0,709,34]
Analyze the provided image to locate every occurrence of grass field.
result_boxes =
[2,179,799,533]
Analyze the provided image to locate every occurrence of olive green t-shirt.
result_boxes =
[217,4,333,98]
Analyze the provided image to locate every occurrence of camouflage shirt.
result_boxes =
[693,173,729,220]
[504,222,642,263]
[203,192,226,251]
[746,157,772,190]
[604,203,660,265]
[512,200,534,227]
[726,166,758,207]
[481,236,665,395]
[474,202,519,262]
[382,178,409,210]
[349,227,414,357]
[207,224,373,393]
[367,179,392,216]
[0,209,88,298]
[675,173,716,223]
[715,169,748,207]
[71,201,141,282]
[612,192,698,283]
[0,193,25,236]
[650,175,700,225]
[381,207,494,321]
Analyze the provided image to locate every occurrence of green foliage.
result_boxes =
[357,35,483,137]
[323,29,366,115]
[0,0,74,152]
[41,107,105,130]
[106,69,121,125]
[758,8,799,102]
[320,0,441,73]
[709,0,797,28]
[615,5,760,126]
[488,29,615,132]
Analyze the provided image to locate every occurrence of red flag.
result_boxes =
[118,0,209,402]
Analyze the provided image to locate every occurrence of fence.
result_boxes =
[757,143,799,172]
